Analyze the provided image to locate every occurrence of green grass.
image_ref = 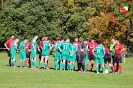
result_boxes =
[0,52,133,88]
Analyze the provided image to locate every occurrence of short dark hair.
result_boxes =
[97,41,102,44]
[24,37,27,40]
[34,34,38,37]
[115,37,119,41]
[84,38,88,41]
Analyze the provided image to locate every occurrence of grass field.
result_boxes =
[0,52,133,88]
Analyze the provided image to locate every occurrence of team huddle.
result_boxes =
[4,34,125,74]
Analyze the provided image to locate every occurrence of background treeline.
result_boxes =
[0,0,133,51]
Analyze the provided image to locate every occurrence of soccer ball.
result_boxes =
[105,70,109,74]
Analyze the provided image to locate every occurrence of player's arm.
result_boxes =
[23,44,26,51]
[110,44,114,52]
[4,41,10,50]
[120,47,125,53]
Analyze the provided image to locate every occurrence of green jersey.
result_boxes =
[42,41,51,51]
[54,41,62,51]
[94,45,105,56]
[31,39,37,52]
[61,41,71,51]
[10,42,17,53]
[110,43,115,56]
[70,44,77,53]
[19,41,26,52]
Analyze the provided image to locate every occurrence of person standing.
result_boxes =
[92,42,105,74]
[113,38,125,74]
[10,39,19,68]
[88,39,98,71]
[30,34,38,69]
[53,38,62,70]
[4,34,15,66]
[77,39,88,72]
[60,38,71,70]
[72,37,80,70]
[24,40,31,68]
[19,38,28,68]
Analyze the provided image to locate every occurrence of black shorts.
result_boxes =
[89,54,95,61]
[104,55,111,64]
[26,52,30,58]
[114,55,122,63]
[7,50,10,57]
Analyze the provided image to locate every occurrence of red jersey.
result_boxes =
[38,41,43,48]
[26,42,31,53]
[105,47,110,55]
[88,42,98,54]
[114,43,124,56]
[49,41,53,46]
[4,39,15,49]
[54,40,57,45]
[72,42,80,50]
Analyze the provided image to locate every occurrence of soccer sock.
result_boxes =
[90,64,94,71]
[102,66,105,73]
[44,63,47,69]
[72,64,75,70]
[31,60,34,68]
[119,65,122,73]
[96,66,99,72]
[55,61,58,70]
[11,59,13,66]
[20,60,23,68]
[68,63,70,70]
[24,59,27,67]
[113,65,116,73]
[39,61,42,68]
[60,62,62,70]
[63,63,65,70]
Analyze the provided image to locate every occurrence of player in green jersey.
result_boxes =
[19,38,28,68]
[39,37,51,69]
[92,41,105,73]
[10,39,19,68]
[30,35,38,69]
[60,38,71,70]
[69,43,77,71]
[53,38,62,70]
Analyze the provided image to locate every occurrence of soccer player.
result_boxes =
[38,37,45,62]
[77,39,88,72]
[30,34,38,69]
[53,38,62,70]
[19,38,28,68]
[88,39,98,71]
[72,37,80,69]
[84,43,89,72]
[113,39,125,74]
[10,39,19,68]
[60,38,71,70]
[39,38,51,69]
[110,38,116,65]
[24,40,31,68]
[92,41,105,73]
[4,34,15,66]
[104,46,113,72]
[69,43,77,71]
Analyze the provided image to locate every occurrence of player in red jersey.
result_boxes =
[113,38,125,74]
[38,37,44,61]
[72,37,80,70]
[104,46,113,72]
[54,35,60,45]
[24,40,31,68]
[4,34,15,66]
[88,39,98,71]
